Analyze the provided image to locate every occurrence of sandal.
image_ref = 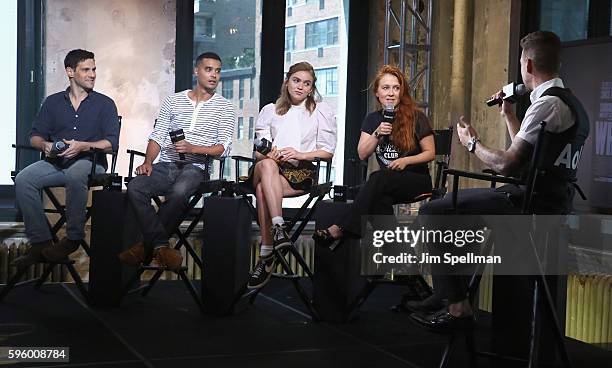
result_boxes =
[312,229,343,251]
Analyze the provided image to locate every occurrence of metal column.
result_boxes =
[383,0,433,113]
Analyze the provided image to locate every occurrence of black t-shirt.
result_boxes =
[361,110,433,173]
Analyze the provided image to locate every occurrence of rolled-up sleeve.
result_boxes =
[101,99,120,151]
[217,101,236,157]
[315,102,337,154]
[255,104,274,142]
[148,95,173,147]
[30,98,52,140]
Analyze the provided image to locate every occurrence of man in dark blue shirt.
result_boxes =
[12,49,120,268]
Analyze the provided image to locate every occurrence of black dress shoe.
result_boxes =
[403,294,445,314]
[409,308,474,332]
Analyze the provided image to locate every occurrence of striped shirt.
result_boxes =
[149,91,236,171]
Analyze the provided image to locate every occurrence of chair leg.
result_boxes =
[528,279,541,368]
[34,263,55,289]
[286,245,314,280]
[346,278,378,313]
[465,330,478,368]
[121,267,146,297]
[439,334,455,368]
[0,268,28,301]
[275,251,319,320]
[65,263,89,301]
[540,274,573,368]
[177,269,204,314]
[142,269,164,297]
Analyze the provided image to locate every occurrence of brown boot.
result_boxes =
[11,240,52,268]
[118,241,146,266]
[153,246,183,272]
[41,237,80,262]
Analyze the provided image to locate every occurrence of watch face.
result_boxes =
[467,139,475,152]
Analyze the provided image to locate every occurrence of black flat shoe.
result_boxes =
[409,308,474,332]
[313,229,343,251]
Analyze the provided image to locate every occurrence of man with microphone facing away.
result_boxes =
[119,52,235,271]
[410,31,590,331]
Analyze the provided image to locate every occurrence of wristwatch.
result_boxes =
[374,130,381,138]
[467,136,480,153]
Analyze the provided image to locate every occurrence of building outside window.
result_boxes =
[237,117,244,140]
[285,26,296,51]
[316,67,338,96]
[195,14,215,39]
[222,79,234,99]
[250,76,254,99]
[248,117,254,139]
[305,17,338,48]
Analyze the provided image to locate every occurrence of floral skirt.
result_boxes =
[243,159,317,191]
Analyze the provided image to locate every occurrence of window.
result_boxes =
[539,0,589,42]
[316,67,338,95]
[0,0,17,184]
[195,14,214,39]
[237,117,244,140]
[248,117,254,139]
[239,77,245,108]
[222,79,234,99]
[223,157,231,178]
[191,0,260,180]
[285,26,296,51]
[305,18,338,48]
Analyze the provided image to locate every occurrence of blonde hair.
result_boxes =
[275,62,321,115]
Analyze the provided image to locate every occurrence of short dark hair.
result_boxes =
[520,31,561,75]
[64,49,95,69]
[195,52,222,67]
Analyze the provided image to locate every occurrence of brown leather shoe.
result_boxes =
[153,246,183,272]
[118,241,146,266]
[11,240,52,268]
[42,237,80,262]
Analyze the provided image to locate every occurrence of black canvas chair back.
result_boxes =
[437,122,582,368]
[121,144,226,313]
[2,116,122,303]
[230,153,333,318]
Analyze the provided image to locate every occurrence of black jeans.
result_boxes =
[339,168,432,237]
[418,188,518,303]
[126,162,208,249]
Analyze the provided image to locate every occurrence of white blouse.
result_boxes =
[254,102,337,156]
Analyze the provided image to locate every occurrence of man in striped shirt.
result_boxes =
[119,52,236,271]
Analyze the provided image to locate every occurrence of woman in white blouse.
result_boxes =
[247,61,337,289]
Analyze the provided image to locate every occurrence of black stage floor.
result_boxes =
[1,279,610,368]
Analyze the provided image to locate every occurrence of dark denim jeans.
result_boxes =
[126,162,208,248]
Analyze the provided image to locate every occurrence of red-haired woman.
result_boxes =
[248,62,337,289]
[314,65,434,245]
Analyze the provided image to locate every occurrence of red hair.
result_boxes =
[372,65,421,152]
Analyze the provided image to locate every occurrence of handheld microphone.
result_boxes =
[381,104,395,144]
[48,141,69,158]
[486,82,527,106]
[253,137,273,155]
[169,128,186,160]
